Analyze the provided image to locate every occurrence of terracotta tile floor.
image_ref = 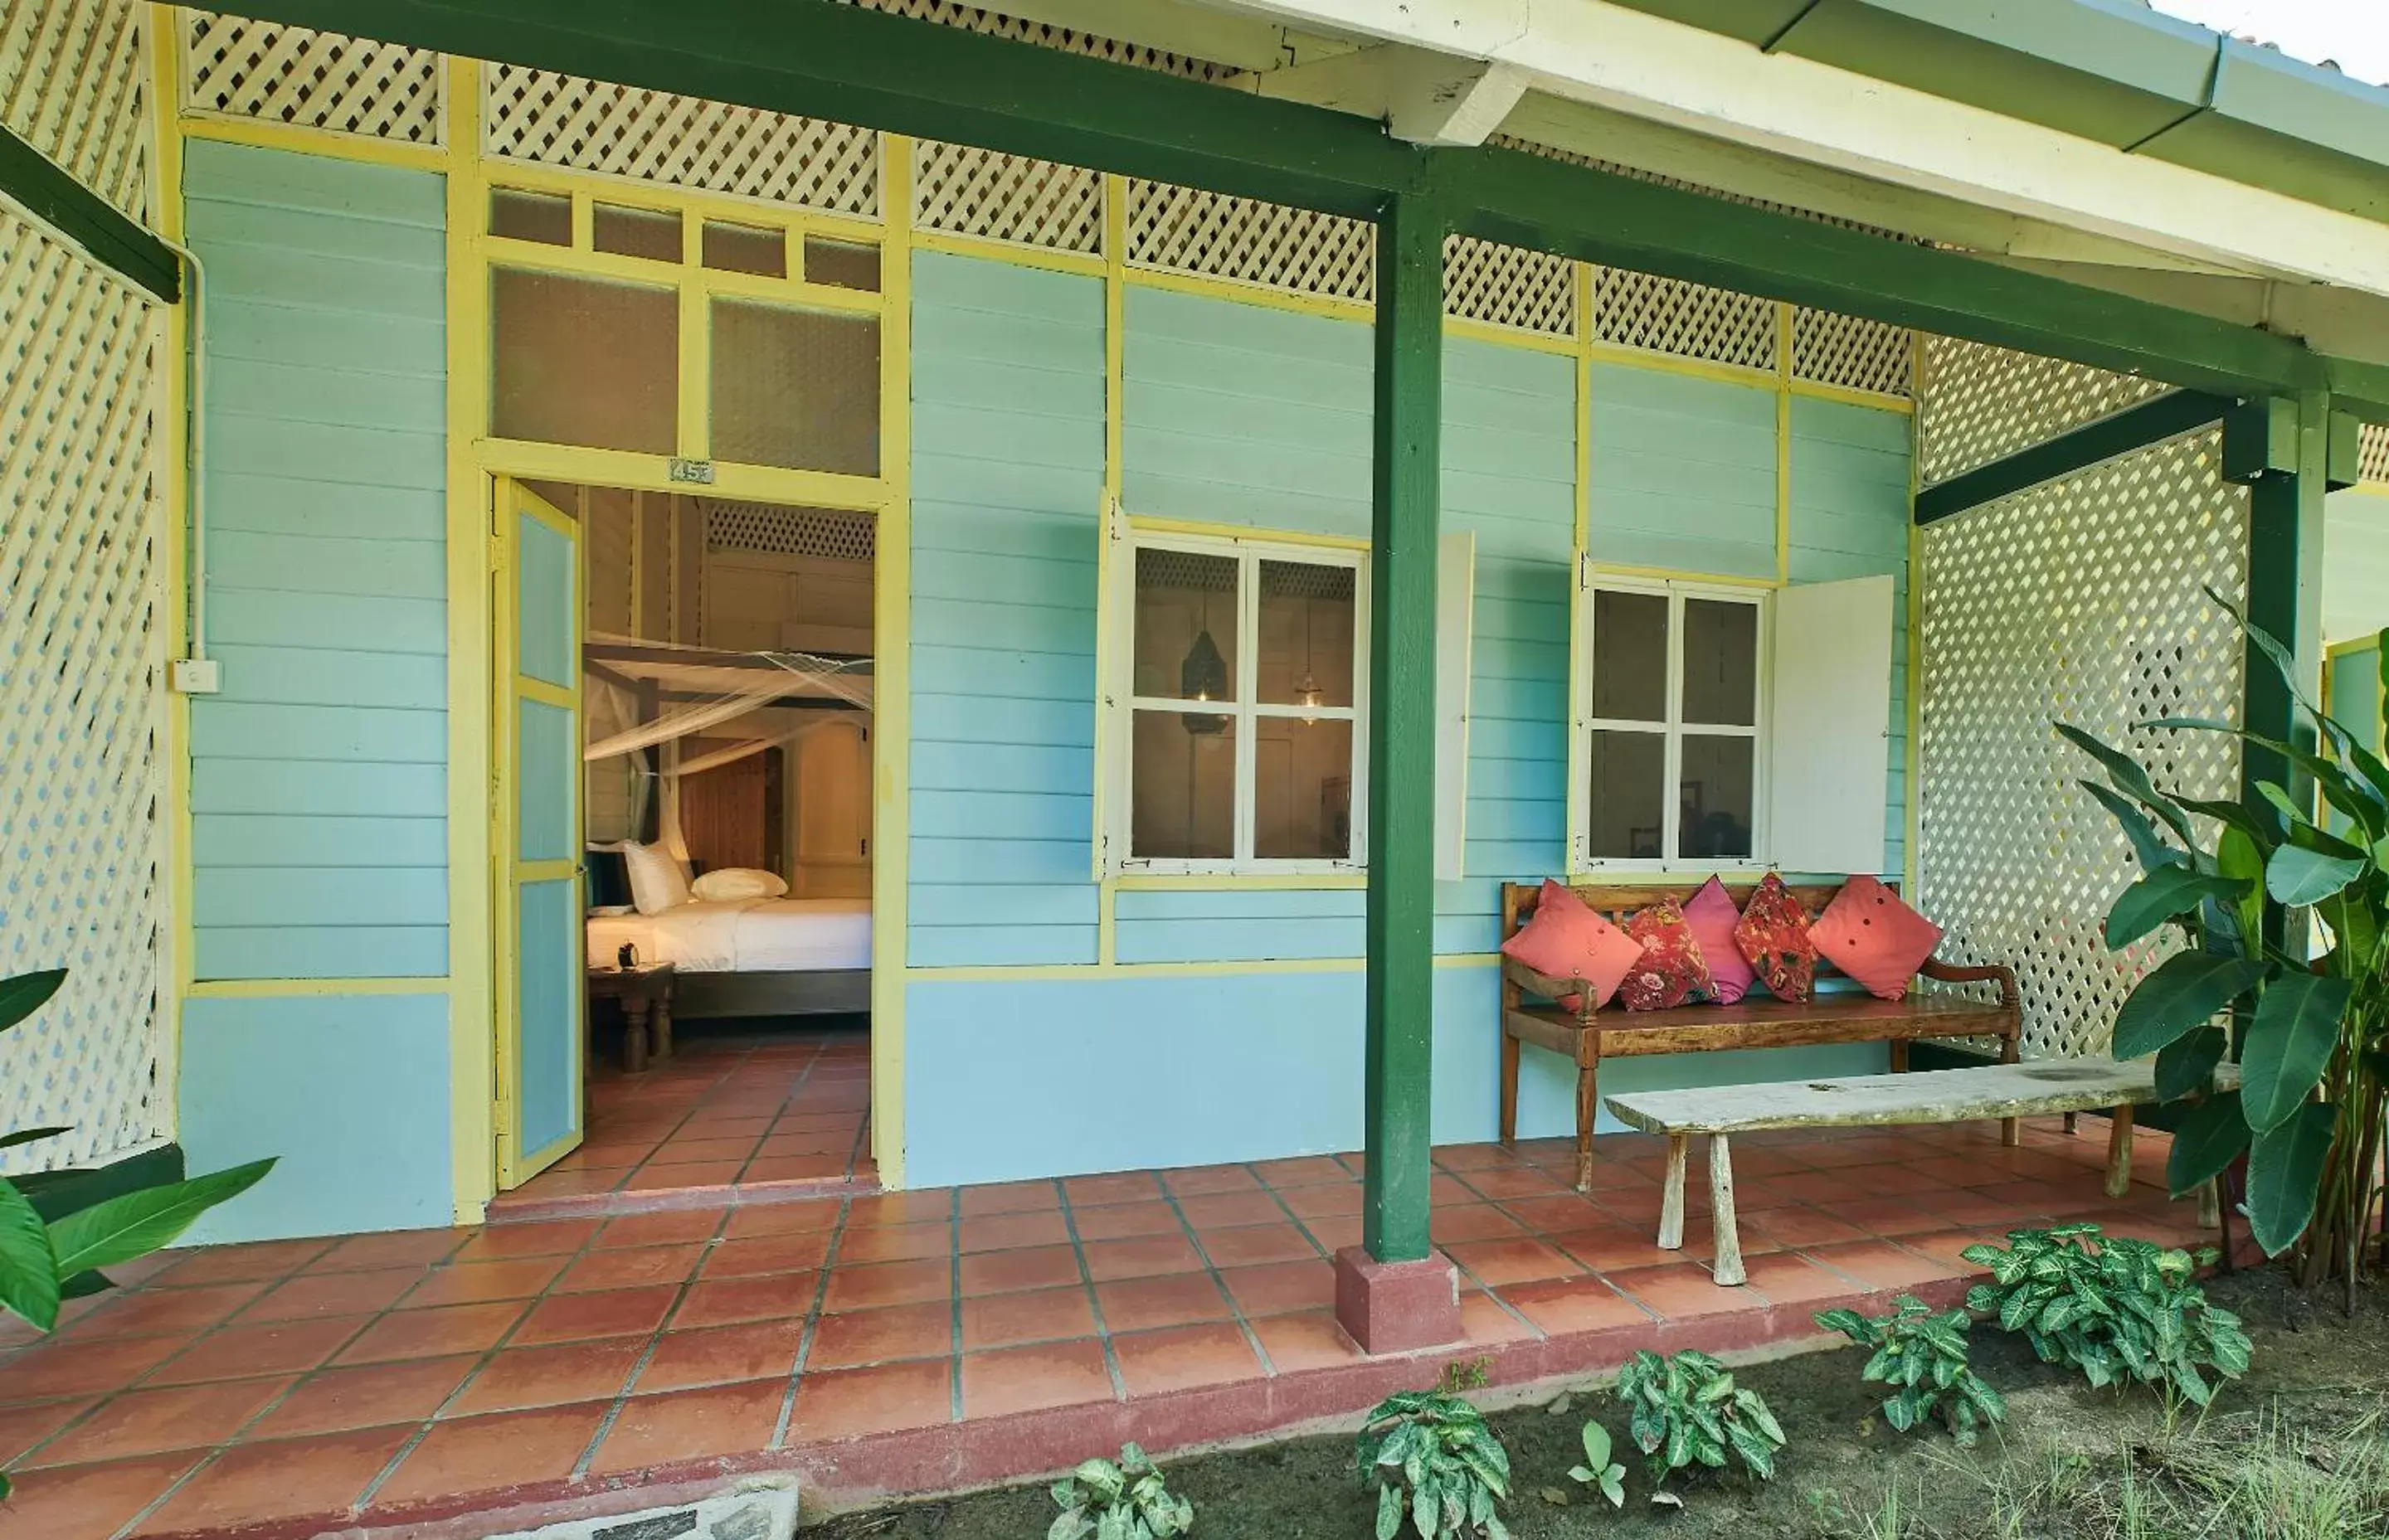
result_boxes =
[494,1027,876,1221]
[1,1118,2218,1540]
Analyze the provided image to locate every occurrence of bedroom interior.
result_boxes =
[504,481,881,1213]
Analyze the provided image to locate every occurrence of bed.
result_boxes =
[586,896,871,1018]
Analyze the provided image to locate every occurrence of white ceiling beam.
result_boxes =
[1252,42,1530,145]
[1198,0,2389,299]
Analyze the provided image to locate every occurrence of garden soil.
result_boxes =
[808,1267,2389,1539]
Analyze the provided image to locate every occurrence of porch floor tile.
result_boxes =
[1,1116,2226,1538]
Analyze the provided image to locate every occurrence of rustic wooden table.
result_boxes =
[586,962,676,1073]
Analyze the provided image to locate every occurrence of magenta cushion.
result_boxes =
[1682,877,1755,1005]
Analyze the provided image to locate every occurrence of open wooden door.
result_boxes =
[494,478,585,1187]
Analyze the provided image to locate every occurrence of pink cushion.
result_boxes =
[1618,901,1714,1013]
[1682,877,1755,1005]
[1810,876,1944,1000]
[1501,879,1642,1013]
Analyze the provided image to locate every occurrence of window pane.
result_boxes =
[703,220,787,277]
[1258,560,1355,709]
[1683,598,1759,726]
[492,268,678,454]
[805,236,881,292]
[708,300,880,474]
[1681,734,1756,859]
[1591,589,1667,721]
[1131,710,1234,859]
[1133,547,1238,703]
[1588,729,1665,860]
[1255,717,1353,860]
[593,202,682,262]
[490,187,570,245]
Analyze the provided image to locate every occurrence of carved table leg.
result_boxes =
[651,996,673,1062]
[622,997,650,1074]
[1709,1134,1744,1286]
[1657,1134,1689,1251]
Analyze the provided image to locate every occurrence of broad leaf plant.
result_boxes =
[1613,1348,1786,1489]
[1355,1389,1512,1540]
[1960,1224,2251,1406]
[1048,1441,1194,1540]
[0,969,275,1499]
[2061,590,2389,1290]
[1816,1294,2007,1446]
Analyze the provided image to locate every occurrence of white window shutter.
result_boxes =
[1435,531,1476,882]
[1767,573,1895,874]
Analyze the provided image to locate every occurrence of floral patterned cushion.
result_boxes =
[1618,900,1714,1013]
[1732,872,1817,1003]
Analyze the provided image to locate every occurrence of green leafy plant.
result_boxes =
[1566,1421,1627,1508]
[0,969,275,1499]
[1614,1348,1786,1489]
[1047,1442,1193,1540]
[1815,1294,2007,1446]
[2060,591,2389,1290]
[1962,1223,2252,1406]
[1355,1389,1512,1540]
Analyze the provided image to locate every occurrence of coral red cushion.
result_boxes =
[1733,872,1818,1003]
[1618,900,1714,1013]
[1501,879,1643,1013]
[1682,877,1755,1006]
[1811,876,1944,1000]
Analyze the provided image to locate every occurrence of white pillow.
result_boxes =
[691,867,790,902]
[619,841,693,915]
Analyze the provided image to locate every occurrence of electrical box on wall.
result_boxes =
[169,658,222,694]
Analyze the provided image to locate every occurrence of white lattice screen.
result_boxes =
[704,502,877,562]
[1589,265,1775,372]
[1124,180,1376,304]
[0,1,169,1169]
[2,0,148,216]
[1793,308,1913,398]
[914,140,1099,253]
[1443,236,1574,338]
[182,9,442,145]
[483,66,880,219]
[1916,429,2248,1061]
[1917,335,2169,487]
[2362,423,2388,488]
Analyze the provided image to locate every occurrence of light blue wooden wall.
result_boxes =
[179,993,454,1241]
[903,259,1917,1183]
[907,252,1106,968]
[2325,488,2389,644]
[183,141,449,980]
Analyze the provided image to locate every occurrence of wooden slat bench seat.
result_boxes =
[1604,1059,2232,1285]
[1499,881,2021,1194]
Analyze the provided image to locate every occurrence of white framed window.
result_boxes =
[1103,524,1369,874]
[1573,574,1769,870]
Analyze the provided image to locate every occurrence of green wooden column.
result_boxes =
[1362,187,1445,1264]
[2236,392,2332,800]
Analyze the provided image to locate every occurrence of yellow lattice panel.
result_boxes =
[2361,423,2388,488]
[852,0,1238,80]
[1917,336,2169,487]
[0,213,168,1173]
[1793,308,1913,398]
[1916,428,2247,1061]
[483,66,880,218]
[0,0,148,217]
[1589,266,1775,373]
[182,9,442,144]
[1125,181,1373,304]
[914,141,1101,254]
[1443,236,1574,339]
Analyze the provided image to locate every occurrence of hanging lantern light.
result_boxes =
[1181,629,1229,735]
[1296,671,1322,725]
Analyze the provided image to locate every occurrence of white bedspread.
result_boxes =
[586,897,871,973]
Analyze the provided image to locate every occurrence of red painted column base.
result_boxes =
[1333,1246,1462,1355]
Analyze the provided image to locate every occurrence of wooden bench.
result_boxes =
[1499,881,2021,1193]
[1604,1060,2231,1285]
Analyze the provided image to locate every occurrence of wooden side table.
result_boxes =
[587,963,675,1072]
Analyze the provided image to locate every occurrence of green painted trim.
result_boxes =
[231,0,2389,420]
[24,1144,187,1223]
[2238,391,2331,867]
[1361,191,1442,1266]
[1915,391,2235,524]
[0,124,180,303]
